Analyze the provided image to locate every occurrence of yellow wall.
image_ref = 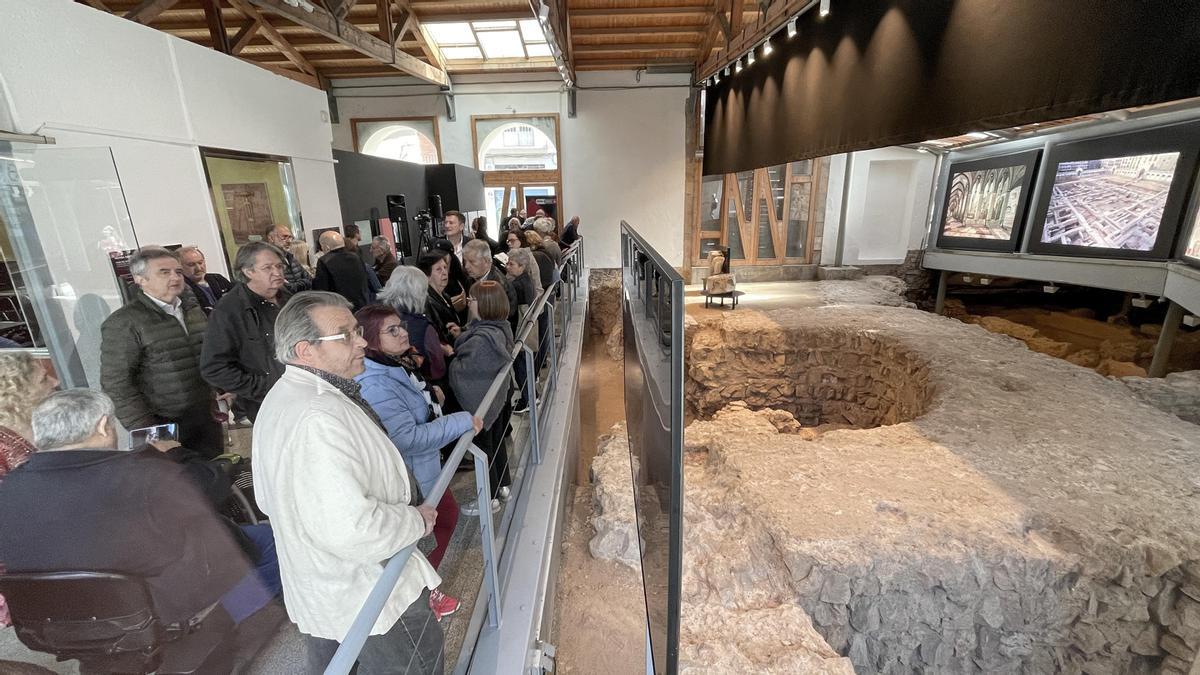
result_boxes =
[204,156,298,266]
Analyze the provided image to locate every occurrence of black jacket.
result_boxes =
[100,289,211,430]
[313,248,371,311]
[0,449,251,625]
[200,283,289,421]
[431,238,470,299]
[425,286,461,345]
[184,273,233,315]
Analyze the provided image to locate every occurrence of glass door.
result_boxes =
[0,142,140,388]
[520,184,557,221]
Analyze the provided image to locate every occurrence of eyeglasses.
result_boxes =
[313,326,364,344]
[382,324,407,338]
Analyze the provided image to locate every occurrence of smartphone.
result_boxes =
[130,422,178,449]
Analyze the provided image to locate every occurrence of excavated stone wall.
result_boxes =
[686,317,934,428]
[679,306,1200,674]
[588,268,623,360]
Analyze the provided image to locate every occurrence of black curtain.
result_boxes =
[703,0,1200,175]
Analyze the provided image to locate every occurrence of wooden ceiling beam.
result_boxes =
[573,42,696,52]
[252,60,323,87]
[697,0,808,78]
[570,25,702,36]
[201,0,232,53]
[230,17,262,53]
[228,0,318,74]
[411,9,529,22]
[375,0,391,41]
[77,0,111,10]
[241,0,448,84]
[569,6,708,16]
[124,0,182,24]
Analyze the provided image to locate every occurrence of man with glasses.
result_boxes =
[253,291,444,674]
[265,224,313,294]
[200,242,291,422]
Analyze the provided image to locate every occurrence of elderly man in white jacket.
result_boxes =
[253,291,443,674]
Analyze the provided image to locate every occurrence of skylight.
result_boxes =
[426,19,555,63]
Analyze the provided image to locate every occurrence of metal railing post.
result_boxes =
[547,306,559,393]
[524,345,542,465]
[469,444,503,629]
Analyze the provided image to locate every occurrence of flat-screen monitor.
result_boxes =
[1027,122,1200,260]
[935,150,1040,252]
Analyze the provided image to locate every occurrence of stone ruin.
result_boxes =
[593,302,1200,673]
[588,268,624,361]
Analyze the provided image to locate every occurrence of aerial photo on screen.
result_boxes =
[941,164,1027,239]
[1040,152,1179,250]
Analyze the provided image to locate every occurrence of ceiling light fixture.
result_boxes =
[723,66,730,77]
[735,58,743,73]
[538,2,550,23]
[747,50,755,65]
[819,0,830,17]
[763,39,773,56]
[787,18,797,37]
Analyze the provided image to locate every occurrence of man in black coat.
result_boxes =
[462,239,518,333]
[313,230,371,311]
[100,246,225,457]
[178,245,233,315]
[201,242,290,422]
[0,389,277,627]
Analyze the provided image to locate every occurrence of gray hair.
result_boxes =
[532,217,554,236]
[129,246,179,278]
[274,291,352,363]
[176,245,204,261]
[32,389,115,450]
[378,266,428,314]
[234,241,285,283]
[463,239,492,263]
[507,247,543,295]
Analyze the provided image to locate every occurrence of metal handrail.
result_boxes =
[324,238,583,675]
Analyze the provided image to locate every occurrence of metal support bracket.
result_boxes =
[567,86,577,119]
[524,345,542,465]
[442,83,456,121]
[529,640,557,673]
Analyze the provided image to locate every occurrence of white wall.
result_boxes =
[822,147,937,266]
[0,0,339,275]
[330,70,691,267]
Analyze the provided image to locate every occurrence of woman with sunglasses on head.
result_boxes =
[354,304,483,622]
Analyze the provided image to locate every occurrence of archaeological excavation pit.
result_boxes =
[686,318,936,429]
[667,305,1200,674]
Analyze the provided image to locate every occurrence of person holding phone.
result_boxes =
[101,246,228,458]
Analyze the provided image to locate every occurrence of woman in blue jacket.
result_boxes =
[355,304,482,621]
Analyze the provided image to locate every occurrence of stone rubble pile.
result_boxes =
[678,306,1200,674]
[1122,370,1200,425]
[588,423,641,571]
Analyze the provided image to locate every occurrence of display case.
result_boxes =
[0,142,139,388]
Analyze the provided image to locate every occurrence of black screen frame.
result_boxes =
[935,149,1042,253]
[1026,121,1200,260]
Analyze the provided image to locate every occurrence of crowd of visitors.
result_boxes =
[0,213,580,674]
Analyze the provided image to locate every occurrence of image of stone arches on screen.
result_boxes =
[943,164,1027,239]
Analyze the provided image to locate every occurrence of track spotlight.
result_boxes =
[747,50,755,65]
[787,18,797,37]
[735,58,743,73]
[714,72,720,83]
[763,39,773,56]
[538,2,550,23]
[819,0,830,17]
[723,66,730,77]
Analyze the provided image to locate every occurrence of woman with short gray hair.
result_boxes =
[379,266,451,384]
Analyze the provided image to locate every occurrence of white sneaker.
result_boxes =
[497,486,512,502]
[460,498,501,516]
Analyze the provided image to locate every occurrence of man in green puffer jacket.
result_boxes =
[100,247,226,458]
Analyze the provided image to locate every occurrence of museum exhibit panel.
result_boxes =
[1025,123,1200,260]
[934,150,1040,252]
[201,148,305,268]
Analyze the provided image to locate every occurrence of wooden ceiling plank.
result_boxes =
[78,0,112,10]
[228,0,319,74]
[241,0,448,84]
[569,6,708,16]
[375,0,391,41]
[124,0,182,24]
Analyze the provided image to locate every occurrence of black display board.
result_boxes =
[703,0,1200,175]
[621,223,683,675]
[424,163,485,213]
[935,150,1041,253]
[1026,122,1200,260]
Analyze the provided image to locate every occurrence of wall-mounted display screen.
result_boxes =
[1041,153,1179,251]
[936,150,1040,252]
[1183,209,1200,267]
[1027,122,1200,260]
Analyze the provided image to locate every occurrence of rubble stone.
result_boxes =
[587,423,641,570]
[1096,359,1149,378]
[588,268,621,337]
[1122,370,1200,425]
